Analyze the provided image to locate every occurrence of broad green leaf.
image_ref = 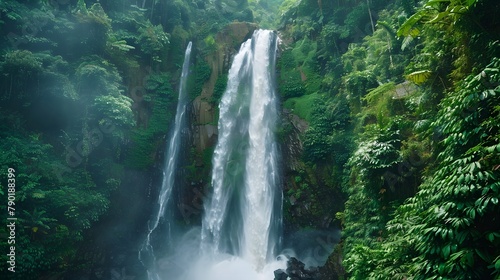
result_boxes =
[487,232,496,242]
[492,197,499,205]
[465,0,477,6]
[467,208,475,219]
[443,244,451,258]
[407,70,432,85]
[428,11,449,24]
[466,251,474,266]
[438,263,446,275]
[397,10,426,37]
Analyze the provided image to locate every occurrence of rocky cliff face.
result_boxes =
[282,109,309,172]
[192,22,258,152]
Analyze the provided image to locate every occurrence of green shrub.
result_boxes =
[283,92,321,122]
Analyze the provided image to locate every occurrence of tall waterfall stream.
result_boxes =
[200,29,283,276]
[139,42,193,280]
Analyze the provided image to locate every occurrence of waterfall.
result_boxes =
[201,29,282,270]
[139,41,192,280]
[138,30,285,280]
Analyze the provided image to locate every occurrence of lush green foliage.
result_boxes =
[326,0,500,279]
[0,135,114,277]
[278,0,500,279]
[0,0,184,277]
[212,74,228,104]
[384,59,500,280]
[126,73,176,168]
[189,59,212,99]
[2,0,499,278]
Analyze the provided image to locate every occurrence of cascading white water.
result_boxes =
[201,29,282,271]
[139,41,192,280]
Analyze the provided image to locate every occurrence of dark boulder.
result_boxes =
[274,257,320,280]
[274,269,288,280]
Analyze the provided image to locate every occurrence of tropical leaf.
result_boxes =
[109,40,135,52]
[427,11,449,24]
[465,0,477,6]
[406,70,432,85]
[397,10,426,37]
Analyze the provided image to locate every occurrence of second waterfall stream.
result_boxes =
[140,42,192,280]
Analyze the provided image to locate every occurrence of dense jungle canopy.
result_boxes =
[1,0,499,279]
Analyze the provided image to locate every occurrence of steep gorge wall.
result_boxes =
[192,22,257,152]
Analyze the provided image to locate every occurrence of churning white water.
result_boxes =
[139,42,192,280]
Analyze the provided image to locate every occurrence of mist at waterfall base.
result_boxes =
[154,226,340,280]
[141,30,338,280]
